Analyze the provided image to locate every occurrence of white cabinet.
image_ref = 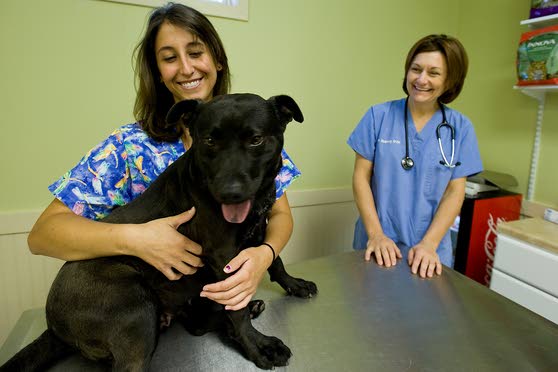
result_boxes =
[490,218,558,324]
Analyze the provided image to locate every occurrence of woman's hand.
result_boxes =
[128,208,204,281]
[365,234,402,267]
[408,242,442,278]
[200,245,273,311]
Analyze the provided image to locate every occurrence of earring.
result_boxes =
[216,64,223,71]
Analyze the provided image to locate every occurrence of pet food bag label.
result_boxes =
[530,0,558,19]
[517,25,558,86]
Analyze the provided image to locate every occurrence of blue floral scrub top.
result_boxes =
[49,123,301,220]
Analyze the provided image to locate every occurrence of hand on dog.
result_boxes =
[129,207,203,280]
[200,246,273,311]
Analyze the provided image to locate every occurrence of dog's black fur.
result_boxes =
[0,93,317,371]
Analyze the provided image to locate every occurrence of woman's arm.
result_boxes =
[353,153,401,266]
[200,193,293,311]
[259,192,294,259]
[28,198,203,280]
[408,177,466,278]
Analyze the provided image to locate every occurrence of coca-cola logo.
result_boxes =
[484,213,507,285]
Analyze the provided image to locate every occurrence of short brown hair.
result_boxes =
[133,2,231,141]
[402,34,468,104]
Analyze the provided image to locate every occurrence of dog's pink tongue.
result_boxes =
[221,200,252,223]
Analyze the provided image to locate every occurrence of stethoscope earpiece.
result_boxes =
[401,98,460,170]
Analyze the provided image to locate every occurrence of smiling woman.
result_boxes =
[347,34,483,280]
[25,1,300,323]
[100,0,249,21]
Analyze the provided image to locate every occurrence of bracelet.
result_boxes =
[262,242,276,262]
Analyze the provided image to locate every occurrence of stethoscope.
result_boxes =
[401,97,461,170]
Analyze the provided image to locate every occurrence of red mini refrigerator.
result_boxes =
[453,190,522,286]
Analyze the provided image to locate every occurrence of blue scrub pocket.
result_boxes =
[424,143,454,198]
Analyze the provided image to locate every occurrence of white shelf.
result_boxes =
[520,13,558,28]
[514,85,558,101]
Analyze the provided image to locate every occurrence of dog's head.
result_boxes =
[166,93,303,224]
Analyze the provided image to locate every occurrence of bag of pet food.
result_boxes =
[530,0,558,19]
[517,24,558,85]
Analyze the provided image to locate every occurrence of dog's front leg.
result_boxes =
[224,308,291,369]
[201,232,291,369]
[268,256,318,298]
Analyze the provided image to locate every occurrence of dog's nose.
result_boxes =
[219,181,245,203]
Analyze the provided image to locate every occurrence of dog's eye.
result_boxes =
[249,136,264,147]
[203,137,215,147]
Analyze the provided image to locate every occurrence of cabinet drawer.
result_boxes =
[490,269,558,325]
[493,233,558,297]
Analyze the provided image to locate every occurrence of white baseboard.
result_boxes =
[288,187,353,207]
[0,210,42,236]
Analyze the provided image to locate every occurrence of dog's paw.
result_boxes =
[248,300,265,319]
[248,334,292,369]
[285,279,318,298]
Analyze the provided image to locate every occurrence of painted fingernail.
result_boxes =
[224,265,231,272]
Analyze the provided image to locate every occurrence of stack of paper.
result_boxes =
[465,181,499,196]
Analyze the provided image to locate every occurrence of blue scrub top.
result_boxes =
[347,98,483,266]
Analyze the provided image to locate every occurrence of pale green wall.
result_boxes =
[0,0,555,213]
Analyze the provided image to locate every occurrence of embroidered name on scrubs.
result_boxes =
[378,139,401,144]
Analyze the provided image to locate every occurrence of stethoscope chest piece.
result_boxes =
[401,156,414,170]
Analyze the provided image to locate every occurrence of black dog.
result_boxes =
[1,93,317,371]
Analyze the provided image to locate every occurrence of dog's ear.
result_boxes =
[268,95,304,125]
[165,99,201,128]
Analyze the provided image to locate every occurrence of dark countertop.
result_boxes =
[2,250,558,371]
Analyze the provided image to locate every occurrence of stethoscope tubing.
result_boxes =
[402,97,459,170]
[436,122,457,168]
